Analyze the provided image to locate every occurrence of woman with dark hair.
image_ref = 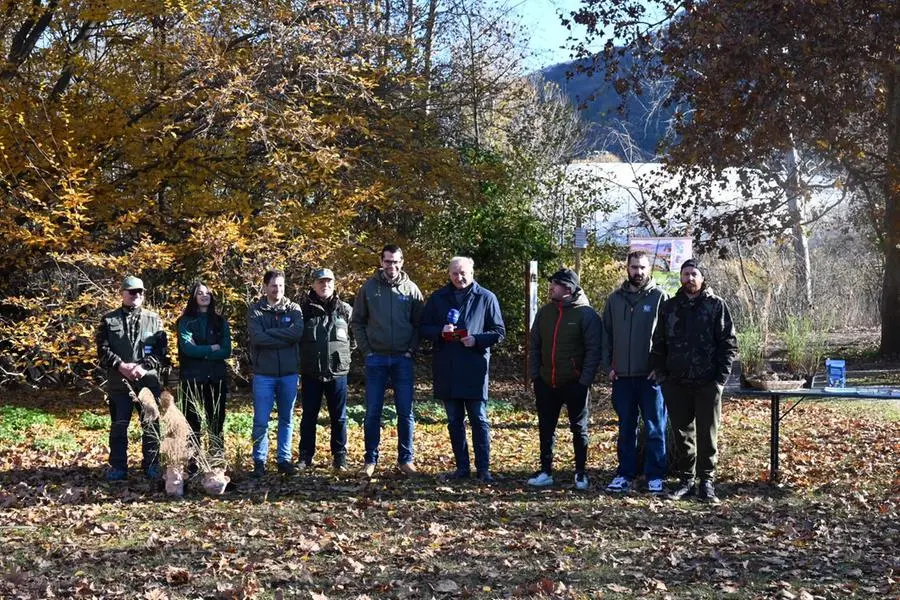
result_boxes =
[177,281,232,462]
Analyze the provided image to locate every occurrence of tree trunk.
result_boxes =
[881,64,900,356]
[784,142,813,310]
[422,0,438,114]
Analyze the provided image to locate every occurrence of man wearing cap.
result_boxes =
[527,268,602,490]
[351,244,424,478]
[650,259,738,504]
[421,256,506,483]
[297,268,354,471]
[247,269,305,478]
[602,250,669,495]
[95,275,168,481]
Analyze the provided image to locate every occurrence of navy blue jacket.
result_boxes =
[421,282,505,401]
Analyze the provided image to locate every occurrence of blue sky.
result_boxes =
[514,0,588,70]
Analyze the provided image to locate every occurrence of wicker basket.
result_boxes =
[745,378,807,391]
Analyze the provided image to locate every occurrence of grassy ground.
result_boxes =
[0,380,898,599]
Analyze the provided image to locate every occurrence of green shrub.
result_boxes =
[224,412,254,439]
[33,431,79,454]
[0,406,55,444]
[737,325,766,377]
[783,315,825,377]
[79,411,109,431]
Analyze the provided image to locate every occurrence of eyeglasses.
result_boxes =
[382,260,402,265]
[126,289,145,296]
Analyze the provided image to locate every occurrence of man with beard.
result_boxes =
[526,268,602,490]
[602,250,669,494]
[351,244,424,478]
[650,259,738,504]
[96,275,168,481]
[297,268,354,472]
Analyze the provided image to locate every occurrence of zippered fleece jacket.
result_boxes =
[650,285,739,386]
[600,280,668,377]
[529,289,602,388]
[350,269,424,356]
[96,306,168,394]
[246,296,305,377]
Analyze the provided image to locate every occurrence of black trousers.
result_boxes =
[663,380,722,481]
[179,379,227,457]
[534,378,590,474]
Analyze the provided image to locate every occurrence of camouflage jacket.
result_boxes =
[650,285,738,386]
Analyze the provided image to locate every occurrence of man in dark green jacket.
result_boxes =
[247,269,304,478]
[351,244,424,478]
[527,268,602,490]
[650,259,738,504]
[298,268,354,471]
[95,275,168,481]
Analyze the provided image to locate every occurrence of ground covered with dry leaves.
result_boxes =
[0,378,898,599]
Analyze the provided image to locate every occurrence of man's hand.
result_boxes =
[460,335,476,348]
[118,362,137,380]
[132,365,148,380]
[608,368,617,382]
[442,324,456,333]
[647,370,658,382]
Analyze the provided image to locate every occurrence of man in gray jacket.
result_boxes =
[602,251,668,494]
[351,244,424,478]
[247,269,305,478]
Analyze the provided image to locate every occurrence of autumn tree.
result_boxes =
[568,0,899,354]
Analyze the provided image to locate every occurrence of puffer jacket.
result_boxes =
[529,289,602,388]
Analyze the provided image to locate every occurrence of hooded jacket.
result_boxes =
[421,281,506,400]
[529,289,602,388]
[350,269,424,356]
[299,290,354,379]
[650,285,738,386]
[246,296,304,377]
[601,279,668,377]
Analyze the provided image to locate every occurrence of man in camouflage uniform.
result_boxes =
[96,275,168,481]
[650,259,738,504]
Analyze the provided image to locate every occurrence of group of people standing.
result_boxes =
[95,245,737,503]
[526,252,738,503]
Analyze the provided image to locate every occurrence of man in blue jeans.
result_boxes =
[298,268,354,471]
[351,244,424,478]
[247,269,305,478]
[601,250,669,494]
[421,257,505,483]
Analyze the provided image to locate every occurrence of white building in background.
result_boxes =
[546,160,847,245]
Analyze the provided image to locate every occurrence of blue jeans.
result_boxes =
[363,354,414,465]
[444,398,490,474]
[108,387,160,471]
[252,373,299,464]
[612,377,667,480]
[299,375,348,466]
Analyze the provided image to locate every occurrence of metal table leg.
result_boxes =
[770,393,781,481]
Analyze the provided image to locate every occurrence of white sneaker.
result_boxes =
[606,475,631,493]
[647,478,664,495]
[575,472,589,490]
[527,471,554,487]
